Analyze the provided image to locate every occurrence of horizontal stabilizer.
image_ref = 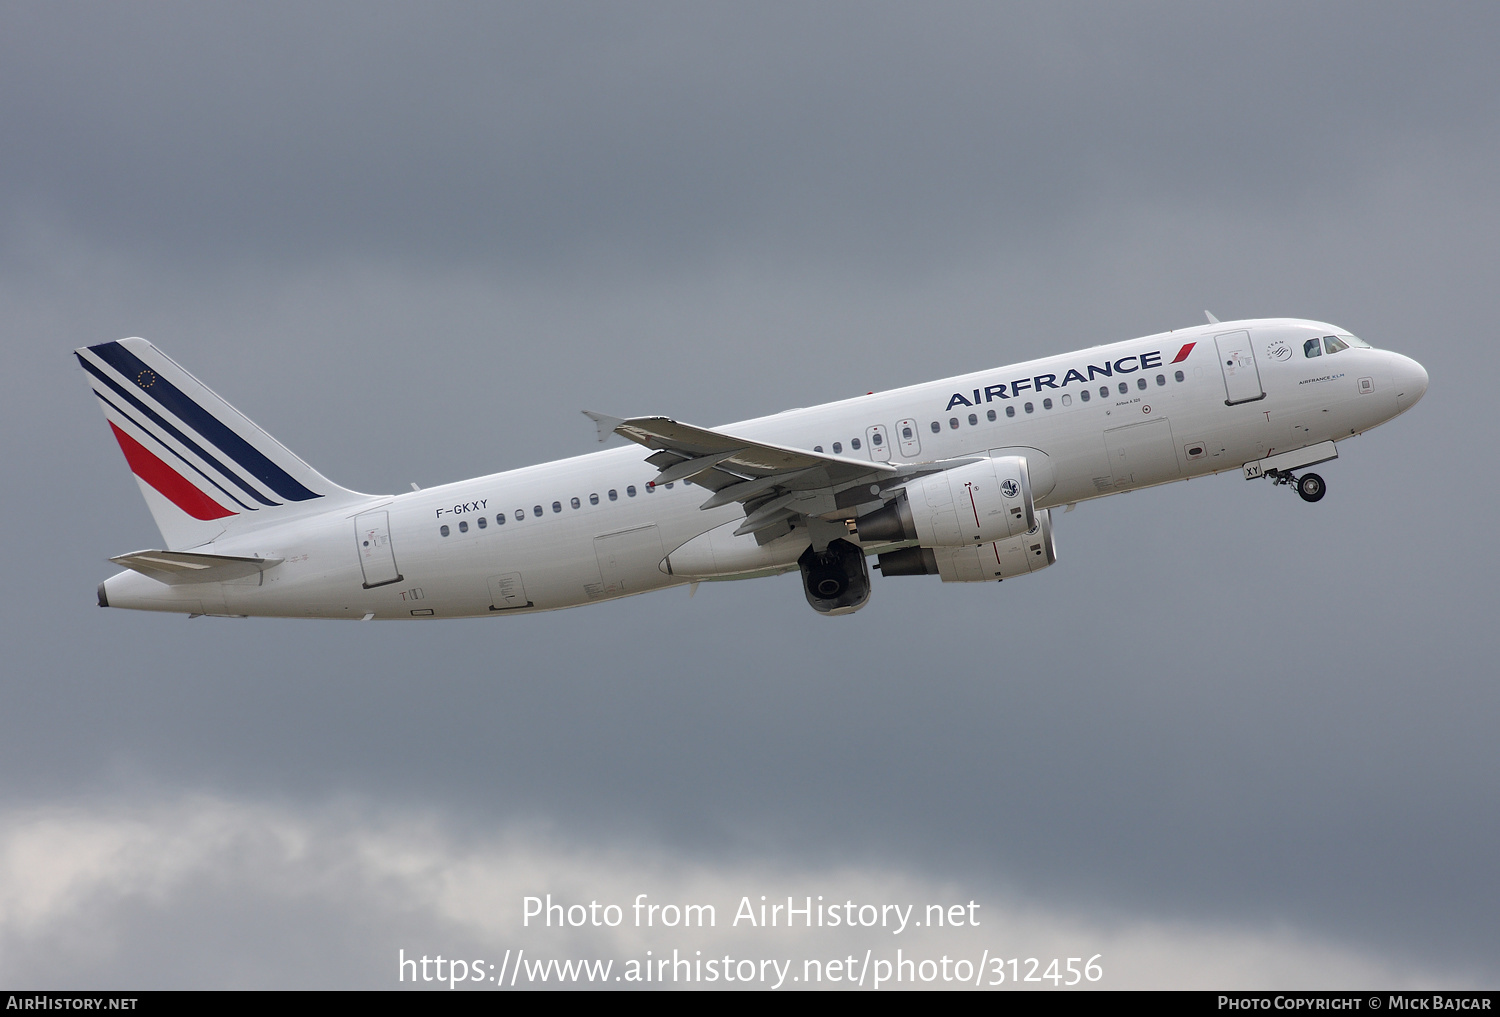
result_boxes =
[109,549,284,585]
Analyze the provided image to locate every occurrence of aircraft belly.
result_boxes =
[457,513,688,614]
[438,527,602,614]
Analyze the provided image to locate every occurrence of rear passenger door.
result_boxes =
[355,510,403,589]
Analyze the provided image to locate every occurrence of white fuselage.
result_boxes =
[100,318,1428,619]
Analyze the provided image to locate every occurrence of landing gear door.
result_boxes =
[355,510,403,589]
[1214,330,1265,405]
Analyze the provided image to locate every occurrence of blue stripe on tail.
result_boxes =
[77,354,282,507]
[87,342,321,503]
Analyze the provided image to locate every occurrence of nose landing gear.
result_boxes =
[1268,469,1326,503]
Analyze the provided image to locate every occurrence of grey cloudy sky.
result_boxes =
[2,2,1497,989]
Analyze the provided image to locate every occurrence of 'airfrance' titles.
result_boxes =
[944,345,1192,412]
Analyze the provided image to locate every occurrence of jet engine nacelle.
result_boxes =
[877,509,1057,583]
[855,455,1035,547]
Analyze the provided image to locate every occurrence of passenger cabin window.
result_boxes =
[814,445,824,452]
[1024,402,1034,414]
[1174,370,1185,382]
[1156,374,1165,386]
[949,418,959,429]
[627,485,637,497]
[1006,405,1016,417]
[589,493,599,505]
[552,501,561,513]
[851,438,861,450]
[1099,386,1109,398]
[515,509,524,521]
[440,524,450,537]
[987,409,996,421]
[477,516,487,529]
[1137,377,1147,390]
[533,505,543,517]
[459,520,468,533]
[1118,382,1128,395]
[496,513,506,525]
[872,432,883,445]
[901,426,913,439]
[1042,398,1052,410]
[832,442,842,454]
[1080,389,1090,402]
[968,413,978,426]
[571,497,581,509]
[930,421,940,434]
[608,489,618,501]
[1304,338,1322,358]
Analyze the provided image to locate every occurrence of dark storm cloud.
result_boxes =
[3,2,1497,271]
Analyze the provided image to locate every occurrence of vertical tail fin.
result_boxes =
[76,338,368,549]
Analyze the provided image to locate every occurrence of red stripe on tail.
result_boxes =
[109,422,235,520]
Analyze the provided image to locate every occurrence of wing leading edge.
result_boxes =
[597,413,970,542]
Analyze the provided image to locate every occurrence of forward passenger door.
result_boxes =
[1214,330,1266,405]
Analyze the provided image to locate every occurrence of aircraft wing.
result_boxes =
[599,413,955,541]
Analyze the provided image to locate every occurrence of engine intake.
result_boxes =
[856,455,1035,547]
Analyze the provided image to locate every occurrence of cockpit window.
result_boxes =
[1342,333,1371,349]
[1323,336,1349,355]
[1303,338,1322,358]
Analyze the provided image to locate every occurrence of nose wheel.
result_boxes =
[1268,469,1326,503]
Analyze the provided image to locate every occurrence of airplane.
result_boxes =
[77,315,1427,619]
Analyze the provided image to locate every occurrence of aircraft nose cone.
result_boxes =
[1395,354,1428,410]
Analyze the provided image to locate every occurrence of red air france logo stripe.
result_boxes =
[109,422,236,521]
[1170,343,1196,364]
